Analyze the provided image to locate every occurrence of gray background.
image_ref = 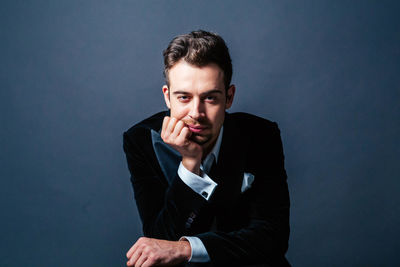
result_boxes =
[1,0,399,266]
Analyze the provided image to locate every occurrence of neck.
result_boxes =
[202,140,216,160]
[201,127,222,160]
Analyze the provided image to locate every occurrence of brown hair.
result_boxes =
[163,30,233,90]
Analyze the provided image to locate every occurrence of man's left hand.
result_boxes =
[126,237,191,267]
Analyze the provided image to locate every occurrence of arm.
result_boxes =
[123,128,204,266]
[123,116,215,266]
[123,127,207,241]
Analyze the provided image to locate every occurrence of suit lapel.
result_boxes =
[151,129,182,186]
[149,111,246,194]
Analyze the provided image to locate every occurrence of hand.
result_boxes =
[126,237,191,267]
[161,116,203,174]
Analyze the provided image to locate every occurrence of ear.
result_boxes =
[162,85,171,109]
[225,85,235,109]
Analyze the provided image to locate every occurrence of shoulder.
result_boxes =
[225,112,283,154]
[124,111,167,139]
[125,111,167,136]
[226,112,279,133]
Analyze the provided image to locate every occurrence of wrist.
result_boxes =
[178,240,192,262]
[182,157,202,176]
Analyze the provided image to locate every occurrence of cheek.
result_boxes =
[210,108,226,126]
[170,103,189,120]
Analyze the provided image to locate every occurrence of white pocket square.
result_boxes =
[241,172,255,193]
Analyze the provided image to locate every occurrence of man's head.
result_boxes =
[163,30,233,91]
[162,30,235,154]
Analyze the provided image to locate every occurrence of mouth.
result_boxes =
[187,125,208,133]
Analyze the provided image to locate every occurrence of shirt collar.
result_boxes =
[202,126,223,173]
[209,126,223,163]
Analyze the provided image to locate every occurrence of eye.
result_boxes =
[205,95,218,102]
[177,95,190,102]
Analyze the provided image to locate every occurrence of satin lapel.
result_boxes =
[151,129,181,185]
[212,113,245,203]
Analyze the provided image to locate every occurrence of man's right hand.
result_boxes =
[161,116,203,175]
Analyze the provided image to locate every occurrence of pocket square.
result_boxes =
[241,172,255,193]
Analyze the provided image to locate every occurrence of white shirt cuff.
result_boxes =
[179,236,210,262]
[177,162,218,201]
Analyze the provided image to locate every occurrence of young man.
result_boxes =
[123,30,290,267]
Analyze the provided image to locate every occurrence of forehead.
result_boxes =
[168,60,224,92]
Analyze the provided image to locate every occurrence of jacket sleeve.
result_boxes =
[195,122,290,266]
[123,128,209,241]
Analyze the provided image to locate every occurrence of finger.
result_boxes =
[165,117,178,136]
[175,126,191,145]
[161,116,170,136]
[170,120,185,140]
[135,253,148,267]
[141,258,155,267]
[126,244,136,259]
[126,239,142,259]
[128,249,143,267]
[127,236,147,259]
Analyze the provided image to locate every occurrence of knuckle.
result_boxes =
[143,247,152,254]
[149,253,159,263]
[162,136,171,144]
[148,257,156,264]
[137,244,145,251]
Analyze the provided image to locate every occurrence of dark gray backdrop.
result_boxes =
[1,0,399,266]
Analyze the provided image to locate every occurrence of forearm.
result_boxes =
[199,215,289,263]
[124,130,206,240]
[135,173,209,240]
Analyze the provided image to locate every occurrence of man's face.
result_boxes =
[163,60,235,152]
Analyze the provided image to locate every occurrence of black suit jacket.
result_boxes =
[123,111,290,266]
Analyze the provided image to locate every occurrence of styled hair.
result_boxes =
[163,30,232,90]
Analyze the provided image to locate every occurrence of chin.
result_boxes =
[190,134,212,146]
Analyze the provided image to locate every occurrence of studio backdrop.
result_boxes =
[1,1,399,266]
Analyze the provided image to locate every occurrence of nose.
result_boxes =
[188,97,204,120]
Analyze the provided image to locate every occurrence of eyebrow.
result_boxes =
[172,89,224,96]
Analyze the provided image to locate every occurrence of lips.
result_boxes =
[187,125,208,133]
